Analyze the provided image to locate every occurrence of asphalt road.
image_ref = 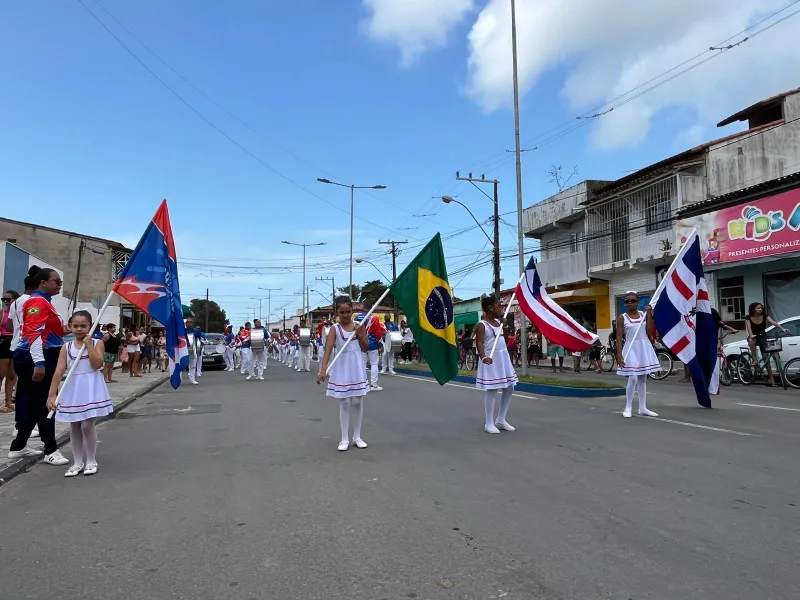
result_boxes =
[1,363,799,600]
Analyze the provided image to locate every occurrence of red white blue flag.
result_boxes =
[652,230,717,408]
[516,257,599,352]
[113,200,190,389]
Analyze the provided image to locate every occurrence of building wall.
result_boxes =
[540,220,585,260]
[0,220,121,304]
[707,94,800,196]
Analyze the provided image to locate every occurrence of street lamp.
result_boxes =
[282,241,326,322]
[317,177,387,298]
[355,257,391,282]
[441,195,501,297]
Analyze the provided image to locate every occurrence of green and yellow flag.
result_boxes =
[390,233,458,385]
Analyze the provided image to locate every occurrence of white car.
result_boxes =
[722,315,800,365]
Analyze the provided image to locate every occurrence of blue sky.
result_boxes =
[2,0,795,326]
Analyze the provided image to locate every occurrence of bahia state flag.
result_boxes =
[390,233,459,385]
[113,200,190,389]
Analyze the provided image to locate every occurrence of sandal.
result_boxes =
[0,405,13,414]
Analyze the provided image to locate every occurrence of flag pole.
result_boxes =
[48,291,116,418]
[489,273,525,359]
[324,287,391,377]
[622,229,697,363]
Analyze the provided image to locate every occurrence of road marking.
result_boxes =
[626,414,755,436]
[392,373,542,401]
[738,403,800,412]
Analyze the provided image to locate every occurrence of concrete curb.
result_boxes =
[393,367,626,398]
[0,375,169,488]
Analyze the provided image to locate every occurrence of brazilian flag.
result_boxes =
[390,233,458,385]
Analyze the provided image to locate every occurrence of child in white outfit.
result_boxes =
[48,311,113,477]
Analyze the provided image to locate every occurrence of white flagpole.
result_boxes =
[324,287,391,377]
[489,272,525,359]
[48,291,116,418]
[622,229,697,363]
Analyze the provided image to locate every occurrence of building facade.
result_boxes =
[0,217,132,325]
[522,180,614,340]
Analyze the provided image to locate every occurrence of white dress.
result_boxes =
[56,340,113,423]
[617,312,661,377]
[326,324,369,399]
[476,320,519,390]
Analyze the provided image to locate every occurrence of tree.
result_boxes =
[336,284,362,302]
[361,279,392,306]
[189,298,228,332]
[548,164,579,192]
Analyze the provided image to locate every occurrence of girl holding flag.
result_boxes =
[475,294,518,434]
[317,297,370,452]
[616,292,659,419]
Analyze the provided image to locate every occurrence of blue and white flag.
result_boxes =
[652,230,717,408]
[113,200,190,389]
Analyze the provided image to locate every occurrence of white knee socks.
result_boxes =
[484,390,498,428]
[81,419,98,466]
[70,422,85,467]
[339,397,365,443]
[625,374,650,415]
[497,387,512,424]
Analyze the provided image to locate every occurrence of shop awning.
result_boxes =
[548,286,608,300]
[455,311,480,327]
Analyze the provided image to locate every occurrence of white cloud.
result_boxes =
[361,0,477,66]
[464,0,800,150]
[674,124,706,150]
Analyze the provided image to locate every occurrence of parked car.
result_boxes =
[722,315,800,368]
[200,332,226,370]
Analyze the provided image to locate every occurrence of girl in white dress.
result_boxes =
[47,311,113,476]
[475,294,519,434]
[616,292,660,419]
[318,297,370,451]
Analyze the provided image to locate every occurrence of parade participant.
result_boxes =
[185,318,207,385]
[475,294,518,434]
[290,324,300,369]
[101,324,120,383]
[317,320,331,375]
[296,318,312,372]
[380,314,399,375]
[616,292,660,418]
[247,319,268,380]
[47,311,113,476]
[7,267,69,465]
[399,319,413,364]
[223,326,235,371]
[239,323,252,375]
[317,296,370,452]
[356,301,386,391]
[1,290,20,413]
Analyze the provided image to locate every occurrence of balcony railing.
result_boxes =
[536,252,588,287]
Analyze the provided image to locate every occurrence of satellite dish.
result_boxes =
[91,294,105,310]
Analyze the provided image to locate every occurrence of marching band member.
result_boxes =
[239,322,252,375]
[317,320,330,375]
[381,314,399,376]
[247,319,268,381]
[185,318,207,385]
[290,324,300,369]
[475,294,518,434]
[223,326,235,371]
[317,296,370,452]
[297,318,312,372]
[356,301,386,392]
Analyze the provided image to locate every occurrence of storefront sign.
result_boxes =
[678,188,800,265]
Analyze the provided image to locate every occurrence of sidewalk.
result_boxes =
[0,369,168,485]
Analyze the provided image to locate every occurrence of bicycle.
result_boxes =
[784,355,800,389]
[717,331,733,387]
[459,342,477,371]
[736,334,788,390]
[648,339,675,381]
[601,341,616,372]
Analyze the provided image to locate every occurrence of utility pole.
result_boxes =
[257,287,281,332]
[69,239,86,315]
[205,288,209,331]
[283,308,286,332]
[379,240,408,321]
[454,173,501,298]
[511,0,527,376]
[316,277,335,314]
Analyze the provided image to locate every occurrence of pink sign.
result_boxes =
[678,187,800,265]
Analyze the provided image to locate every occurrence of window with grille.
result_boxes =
[645,194,671,233]
[718,276,745,329]
[569,232,584,253]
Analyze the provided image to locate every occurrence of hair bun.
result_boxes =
[28,265,41,276]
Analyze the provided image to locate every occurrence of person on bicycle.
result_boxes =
[745,302,788,387]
